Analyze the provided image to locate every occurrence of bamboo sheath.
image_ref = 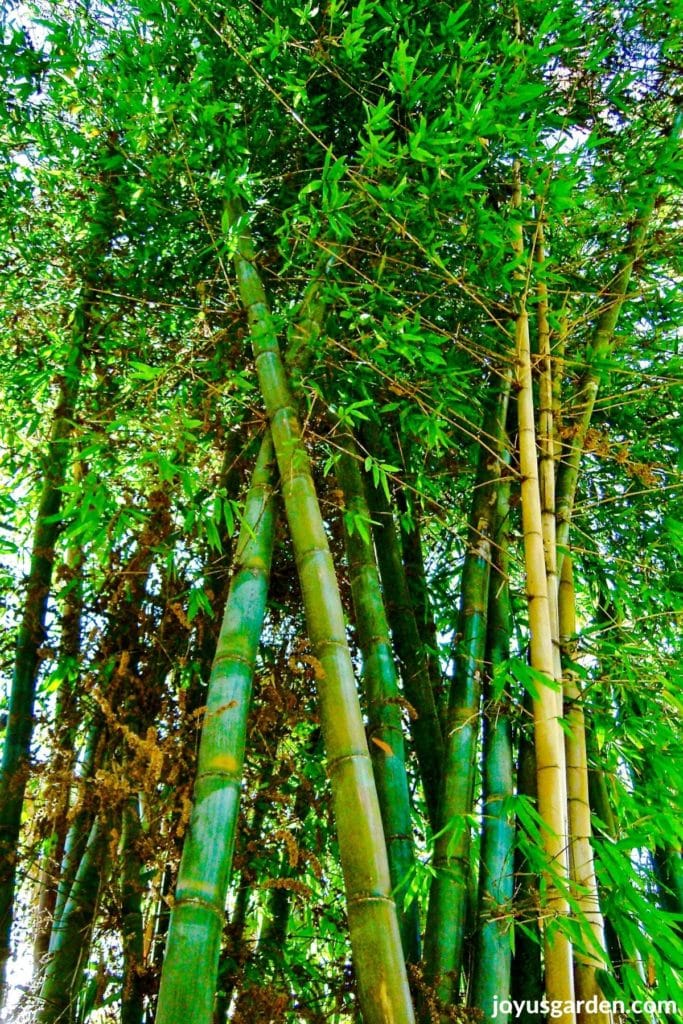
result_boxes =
[559,557,611,1024]
[511,168,575,1020]
[225,200,415,1024]
[472,415,514,1023]
[336,437,420,964]
[155,432,276,1024]
[555,110,682,577]
[424,384,509,1009]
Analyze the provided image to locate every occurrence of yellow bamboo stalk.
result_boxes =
[535,218,563,707]
[559,557,611,1024]
[512,165,575,1022]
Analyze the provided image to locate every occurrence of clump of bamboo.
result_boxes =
[224,199,415,1024]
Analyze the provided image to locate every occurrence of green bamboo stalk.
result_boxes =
[336,437,420,964]
[0,333,85,1001]
[584,698,625,977]
[423,381,509,1009]
[535,220,563,697]
[555,111,682,576]
[37,817,109,1024]
[397,501,446,719]
[363,468,444,829]
[121,796,145,1024]
[34,538,84,974]
[511,161,575,1018]
[51,720,101,937]
[472,439,515,1024]
[191,429,247,704]
[213,776,274,1024]
[559,557,610,1024]
[511,701,545,1023]
[224,198,415,1024]
[155,431,276,1024]
[653,847,683,919]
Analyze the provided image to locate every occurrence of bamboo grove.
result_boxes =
[0,0,681,1022]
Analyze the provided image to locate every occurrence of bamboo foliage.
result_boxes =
[225,199,415,1024]
[1,3,681,1019]
[555,110,683,575]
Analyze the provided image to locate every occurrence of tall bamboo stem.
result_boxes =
[364,470,444,829]
[397,502,446,719]
[121,796,145,1024]
[535,221,563,697]
[0,332,85,1000]
[37,817,109,1024]
[511,165,575,1019]
[472,430,514,1023]
[155,432,277,1024]
[559,557,611,1024]
[33,537,84,975]
[424,381,509,1009]
[337,438,420,964]
[512,696,545,1021]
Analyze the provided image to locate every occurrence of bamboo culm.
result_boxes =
[559,556,611,1024]
[337,438,420,964]
[471,437,515,1023]
[33,539,84,975]
[397,504,446,721]
[0,334,85,1001]
[155,432,277,1024]
[363,470,444,830]
[120,797,145,1024]
[423,382,510,1010]
[225,198,415,1024]
[37,818,109,1024]
[511,164,575,1020]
